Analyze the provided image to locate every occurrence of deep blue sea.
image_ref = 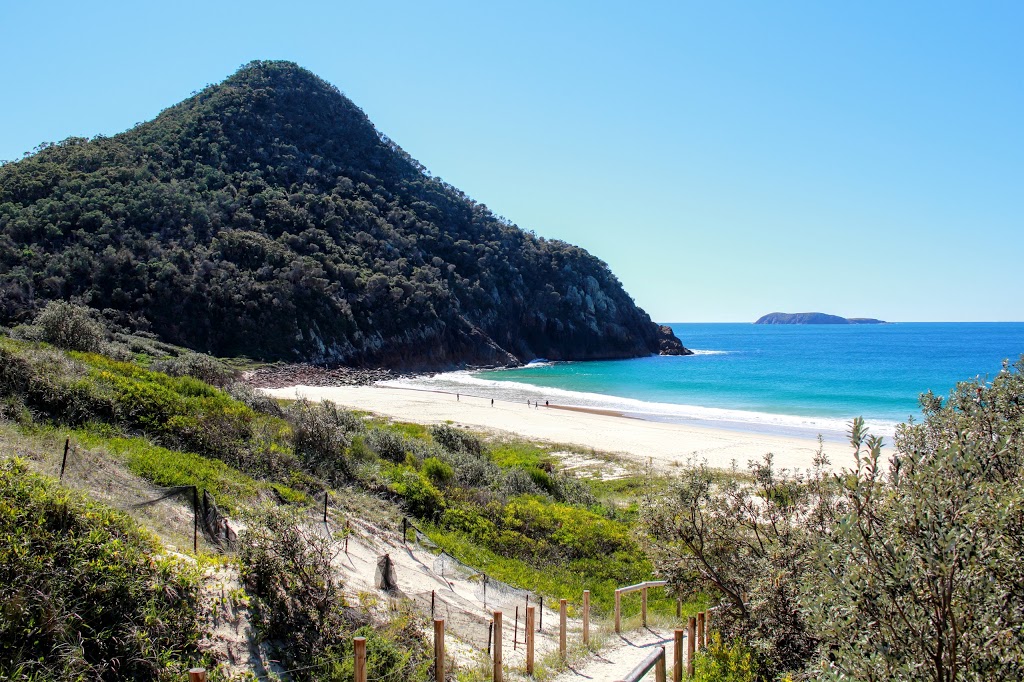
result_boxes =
[386,323,1024,440]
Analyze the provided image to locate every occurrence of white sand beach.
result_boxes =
[261,385,886,473]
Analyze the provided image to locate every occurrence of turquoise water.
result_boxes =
[387,323,1024,439]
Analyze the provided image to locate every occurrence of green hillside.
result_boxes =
[0,60,687,369]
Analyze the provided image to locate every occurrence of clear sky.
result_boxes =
[1,1,1021,322]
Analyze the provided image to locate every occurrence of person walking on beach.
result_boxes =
[457,393,459,401]
[491,398,494,406]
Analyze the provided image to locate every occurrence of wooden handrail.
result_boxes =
[617,579,668,594]
[616,645,666,682]
[615,580,668,632]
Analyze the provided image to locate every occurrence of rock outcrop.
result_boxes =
[755,312,886,325]
[656,325,694,355]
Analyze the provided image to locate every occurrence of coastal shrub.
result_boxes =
[34,300,106,352]
[422,456,454,486]
[239,504,433,682]
[0,459,203,681]
[436,446,499,488]
[240,505,351,672]
[226,380,285,417]
[498,467,545,497]
[366,429,410,463]
[152,352,236,387]
[390,469,445,519]
[430,423,485,456]
[288,399,353,480]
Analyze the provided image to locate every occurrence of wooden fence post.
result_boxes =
[697,611,705,651]
[514,606,519,651]
[434,619,445,682]
[493,610,503,682]
[687,617,696,677]
[188,669,207,682]
[559,599,567,658]
[705,609,712,647]
[354,637,367,682]
[526,606,535,675]
[673,629,683,682]
[676,597,682,619]
[641,586,648,627]
[614,588,622,633]
[59,438,70,482]
[192,486,198,553]
[583,590,591,645]
[655,646,667,682]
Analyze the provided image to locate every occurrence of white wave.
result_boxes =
[688,349,733,355]
[378,372,899,441]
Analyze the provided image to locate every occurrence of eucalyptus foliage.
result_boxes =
[642,358,1024,681]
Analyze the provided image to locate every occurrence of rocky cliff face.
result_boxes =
[0,61,689,370]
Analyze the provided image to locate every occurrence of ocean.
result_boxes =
[382,323,1024,442]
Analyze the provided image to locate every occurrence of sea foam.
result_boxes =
[379,371,898,442]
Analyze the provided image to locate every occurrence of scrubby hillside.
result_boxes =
[0,60,687,369]
[0,317,698,679]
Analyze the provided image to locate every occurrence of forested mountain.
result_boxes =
[0,60,687,368]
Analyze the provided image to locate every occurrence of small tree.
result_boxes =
[809,367,1024,681]
[34,300,105,352]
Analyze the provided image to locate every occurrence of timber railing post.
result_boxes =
[614,588,622,633]
[705,608,712,647]
[434,619,445,682]
[559,599,567,658]
[583,590,591,645]
[655,647,667,682]
[354,637,367,682]
[641,586,648,627]
[188,668,207,682]
[687,617,696,677]
[493,610,503,682]
[673,629,683,682]
[526,606,535,675]
[697,611,705,651]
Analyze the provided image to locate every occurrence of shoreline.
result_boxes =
[261,384,892,472]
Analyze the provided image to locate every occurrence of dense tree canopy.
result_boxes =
[0,60,683,368]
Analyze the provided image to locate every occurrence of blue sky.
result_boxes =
[1,1,1021,322]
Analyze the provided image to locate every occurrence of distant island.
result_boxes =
[755,312,886,325]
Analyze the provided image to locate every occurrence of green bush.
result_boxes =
[430,423,484,456]
[366,429,410,463]
[33,300,107,352]
[692,634,757,682]
[0,459,202,681]
[151,352,237,387]
[422,456,454,486]
[288,399,355,481]
[239,505,429,681]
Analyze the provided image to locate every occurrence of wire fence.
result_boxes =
[40,437,236,553]
[40,436,546,655]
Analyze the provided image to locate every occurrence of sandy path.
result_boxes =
[552,627,687,682]
[328,514,569,669]
[262,385,879,472]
